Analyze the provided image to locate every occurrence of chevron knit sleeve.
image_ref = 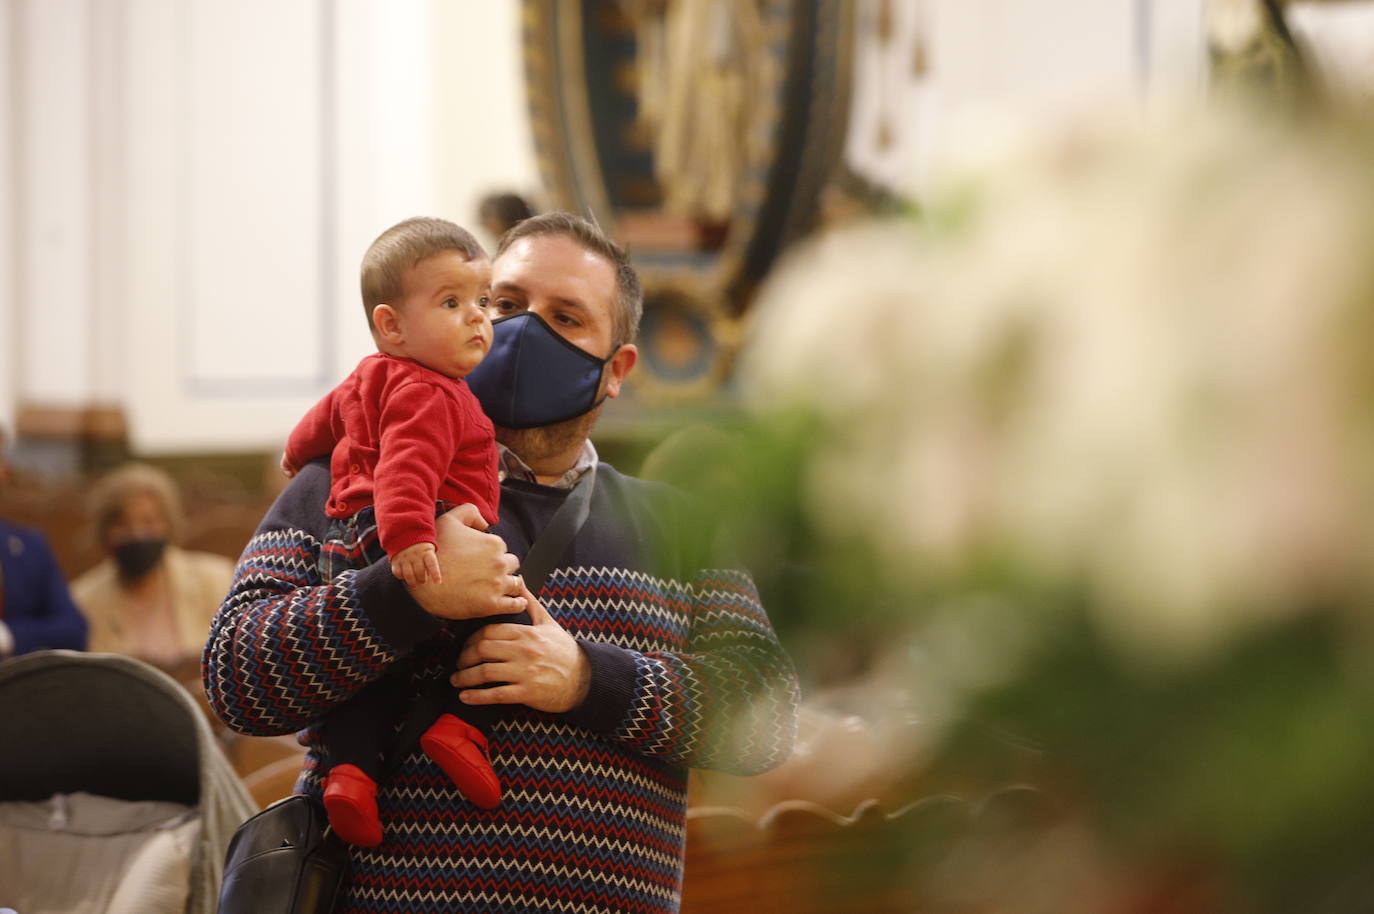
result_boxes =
[201,461,444,737]
[575,567,800,776]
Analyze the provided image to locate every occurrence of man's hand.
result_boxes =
[390,542,441,586]
[449,582,591,713]
[407,504,525,621]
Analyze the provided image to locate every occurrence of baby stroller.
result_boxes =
[0,650,256,914]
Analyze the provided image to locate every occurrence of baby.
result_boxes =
[282,216,512,847]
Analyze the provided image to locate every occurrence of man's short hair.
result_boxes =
[360,217,487,331]
[496,212,643,348]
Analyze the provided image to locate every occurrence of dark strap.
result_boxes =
[516,466,595,595]
[381,468,597,779]
[382,683,449,781]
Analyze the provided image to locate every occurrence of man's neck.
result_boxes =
[498,427,598,489]
[525,450,583,487]
[497,411,599,487]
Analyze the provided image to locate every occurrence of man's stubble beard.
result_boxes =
[495,403,603,469]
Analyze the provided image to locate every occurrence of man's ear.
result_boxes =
[372,304,404,345]
[602,344,638,400]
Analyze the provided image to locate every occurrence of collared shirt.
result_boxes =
[497,439,598,490]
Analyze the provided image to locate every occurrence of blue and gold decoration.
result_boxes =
[522,0,853,404]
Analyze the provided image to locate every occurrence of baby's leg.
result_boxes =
[319,506,385,585]
[322,675,401,847]
[419,609,530,809]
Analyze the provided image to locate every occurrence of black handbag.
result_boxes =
[215,469,596,913]
[217,793,347,914]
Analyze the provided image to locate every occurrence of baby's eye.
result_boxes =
[442,297,459,309]
[478,295,491,309]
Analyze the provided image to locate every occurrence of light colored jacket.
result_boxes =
[73,546,234,669]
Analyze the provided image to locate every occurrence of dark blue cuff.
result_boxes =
[351,559,443,651]
[564,639,640,734]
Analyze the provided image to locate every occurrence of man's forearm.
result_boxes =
[202,467,442,736]
[560,569,800,774]
[204,545,440,737]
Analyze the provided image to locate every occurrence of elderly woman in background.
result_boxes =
[72,463,234,677]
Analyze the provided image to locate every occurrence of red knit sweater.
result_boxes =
[284,353,499,558]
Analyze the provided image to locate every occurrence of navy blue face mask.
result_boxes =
[466,311,611,429]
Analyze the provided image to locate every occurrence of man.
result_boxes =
[204,212,799,914]
[0,424,88,658]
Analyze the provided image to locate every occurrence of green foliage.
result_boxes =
[656,400,1374,911]
[941,608,1374,912]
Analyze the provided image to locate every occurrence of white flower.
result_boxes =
[741,104,1374,667]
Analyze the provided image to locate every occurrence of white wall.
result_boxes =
[2,0,1209,455]
[3,0,539,455]
[433,0,541,251]
[1289,1,1374,99]
[845,0,1208,199]
[12,0,97,408]
[0,2,13,433]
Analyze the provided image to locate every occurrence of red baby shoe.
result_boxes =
[323,763,383,847]
[420,714,502,809]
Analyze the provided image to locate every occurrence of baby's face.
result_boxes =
[391,251,493,379]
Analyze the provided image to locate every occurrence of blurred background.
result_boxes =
[1,0,1227,470]
[6,1,1374,911]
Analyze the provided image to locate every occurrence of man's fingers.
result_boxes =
[456,639,515,669]
[450,660,509,690]
[454,628,520,673]
[440,502,489,532]
[476,594,527,617]
[458,684,519,706]
[522,586,555,625]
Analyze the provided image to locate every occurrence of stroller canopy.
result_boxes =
[0,650,256,913]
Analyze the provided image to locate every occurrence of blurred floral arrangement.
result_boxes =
[666,100,1374,912]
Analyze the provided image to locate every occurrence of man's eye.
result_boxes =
[492,299,522,314]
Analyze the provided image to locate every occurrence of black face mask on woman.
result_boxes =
[112,537,167,579]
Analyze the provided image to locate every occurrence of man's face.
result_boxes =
[490,234,620,361]
[487,233,638,457]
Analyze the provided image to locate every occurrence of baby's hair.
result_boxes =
[360,217,487,332]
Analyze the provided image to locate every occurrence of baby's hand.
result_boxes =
[392,542,442,586]
[280,453,297,478]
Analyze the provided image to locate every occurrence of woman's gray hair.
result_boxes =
[88,462,185,544]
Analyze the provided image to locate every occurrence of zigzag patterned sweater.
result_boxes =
[204,460,799,913]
